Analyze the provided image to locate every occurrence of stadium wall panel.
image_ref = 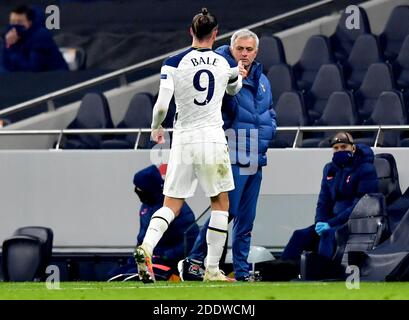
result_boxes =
[0,148,408,250]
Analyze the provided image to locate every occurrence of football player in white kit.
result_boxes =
[134,8,243,283]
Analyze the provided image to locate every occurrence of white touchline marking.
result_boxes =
[2,282,330,291]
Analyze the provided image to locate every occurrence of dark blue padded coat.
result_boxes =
[133,165,199,261]
[215,45,277,167]
[315,144,379,227]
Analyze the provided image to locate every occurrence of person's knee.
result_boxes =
[233,221,253,237]
[291,228,308,240]
[210,192,229,211]
[163,197,184,216]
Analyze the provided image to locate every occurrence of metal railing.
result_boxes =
[1,125,409,149]
[281,125,409,148]
[0,0,333,119]
[0,128,169,150]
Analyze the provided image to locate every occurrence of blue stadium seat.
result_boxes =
[330,6,371,63]
[400,137,409,147]
[302,91,358,148]
[305,64,345,122]
[344,34,383,90]
[292,35,334,91]
[374,153,402,206]
[270,91,309,148]
[355,91,407,147]
[62,92,114,149]
[257,35,287,74]
[266,64,295,103]
[392,34,409,90]
[379,5,409,62]
[354,63,396,120]
[101,92,154,149]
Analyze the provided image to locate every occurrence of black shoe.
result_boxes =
[177,258,205,281]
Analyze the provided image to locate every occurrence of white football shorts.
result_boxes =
[163,142,234,198]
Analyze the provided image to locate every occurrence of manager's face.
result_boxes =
[231,37,258,69]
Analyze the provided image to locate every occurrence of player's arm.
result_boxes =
[151,66,175,143]
[226,61,243,96]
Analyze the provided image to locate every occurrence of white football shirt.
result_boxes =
[159,47,240,145]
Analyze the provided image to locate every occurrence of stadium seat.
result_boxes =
[354,63,396,120]
[266,64,296,103]
[302,91,358,148]
[330,6,371,63]
[379,5,409,62]
[304,64,345,122]
[101,92,154,149]
[374,153,402,205]
[344,34,383,90]
[257,35,287,74]
[355,91,406,147]
[300,193,389,280]
[269,91,309,148]
[62,92,114,149]
[2,226,54,282]
[392,34,409,90]
[387,187,409,232]
[351,207,409,281]
[333,194,389,268]
[292,35,334,91]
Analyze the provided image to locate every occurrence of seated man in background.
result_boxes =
[261,132,379,280]
[281,132,379,264]
[108,165,199,280]
[1,5,68,72]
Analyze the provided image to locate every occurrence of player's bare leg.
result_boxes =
[135,196,184,283]
[203,192,235,282]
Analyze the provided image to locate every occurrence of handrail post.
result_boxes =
[134,129,142,150]
[55,130,64,150]
[119,74,128,87]
[374,126,383,147]
[293,128,303,148]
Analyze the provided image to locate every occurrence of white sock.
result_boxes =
[206,210,228,273]
[142,206,175,255]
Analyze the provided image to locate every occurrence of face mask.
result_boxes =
[8,24,28,37]
[332,150,353,167]
[134,187,158,206]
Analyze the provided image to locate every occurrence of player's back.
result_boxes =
[161,47,236,144]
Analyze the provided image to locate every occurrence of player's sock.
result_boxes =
[206,210,228,273]
[142,206,175,255]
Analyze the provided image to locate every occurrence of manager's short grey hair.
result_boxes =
[230,29,259,49]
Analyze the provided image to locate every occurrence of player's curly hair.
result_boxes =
[191,7,218,41]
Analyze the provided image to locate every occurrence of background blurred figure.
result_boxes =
[108,165,199,280]
[1,5,68,72]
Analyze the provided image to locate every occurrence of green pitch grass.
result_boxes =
[1,281,409,300]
